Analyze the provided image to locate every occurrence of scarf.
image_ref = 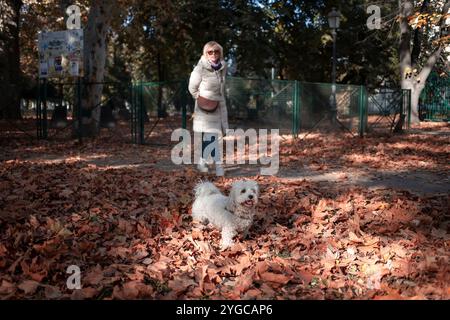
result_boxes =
[210,60,222,71]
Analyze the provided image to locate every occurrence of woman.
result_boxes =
[188,41,229,176]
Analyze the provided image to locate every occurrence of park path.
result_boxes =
[153,159,450,196]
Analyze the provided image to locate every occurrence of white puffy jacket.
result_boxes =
[188,56,229,134]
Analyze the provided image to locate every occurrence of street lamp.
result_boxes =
[328,7,340,123]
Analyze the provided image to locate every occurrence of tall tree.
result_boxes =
[0,0,23,119]
[399,0,450,123]
[77,0,115,137]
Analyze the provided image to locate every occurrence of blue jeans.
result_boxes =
[201,132,219,162]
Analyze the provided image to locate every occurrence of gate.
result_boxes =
[419,72,450,121]
[365,88,411,133]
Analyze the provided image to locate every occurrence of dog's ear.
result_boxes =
[226,183,237,212]
[250,181,259,195]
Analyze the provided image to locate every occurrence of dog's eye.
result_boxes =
[241,189,246,194]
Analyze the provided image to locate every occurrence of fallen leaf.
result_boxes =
[71,287,99,300]
[259,272,291,285]
[44,285,62,299]
[18,280,40,295]
[84,265,104,285]
[167,276,196,297]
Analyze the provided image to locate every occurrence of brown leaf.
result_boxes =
[243,288,262,299]
[71,287,98,300]
[194,264,208,291]
[296,269,315,284]
[0,280,16,295]
[233,255,252,276]
[167,276,196,297]
[259,272,292,285]
[147,255,171,281]
[373,293,406,300]
[122,281,141,299]
[18,280,40,295]
[108,246,130,259]
[255,261,269,276]
[20,260,47,282]
[348,231,364,243]
[235,270,256,294]
[44,285,62,299]
[84,265,104,286]
[0,244,7,257]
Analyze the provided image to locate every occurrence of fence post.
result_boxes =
[139,81,144,144]
[407,89,411,129]
[293,80,300,137]
[76,77,82,143]
[130,82,135,144]
[358,85,365,137]
[36,79,42,139]
[42,78,48,139]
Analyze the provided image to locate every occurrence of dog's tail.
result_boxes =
[194,181,221,199]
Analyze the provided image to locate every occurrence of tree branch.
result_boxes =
[417,0,450,82]
[411,0,430,66]
[418,46,443,86]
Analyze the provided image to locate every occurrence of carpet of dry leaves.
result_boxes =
[0,120,449,300]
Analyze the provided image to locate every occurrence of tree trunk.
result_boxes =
[76,0,113,137]
[0,0,23,120]
[410,86,423,123]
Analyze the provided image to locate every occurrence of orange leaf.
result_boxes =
[168,276,196,297]
[235,270,255,294]
[348,231,364,243]
[259,272,291,285]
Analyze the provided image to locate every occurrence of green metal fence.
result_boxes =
[29,78,415,144]
[364,88,412,133]
[130,78,414,144]
[419,72,450,121]
[35,80,134,142]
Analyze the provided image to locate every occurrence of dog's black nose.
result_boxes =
[248,195,254,199]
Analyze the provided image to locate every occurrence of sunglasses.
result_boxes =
[207,49,220,55]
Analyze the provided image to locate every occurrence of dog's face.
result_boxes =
[230,180,259,209]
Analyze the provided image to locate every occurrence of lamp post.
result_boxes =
[328,7,340,124]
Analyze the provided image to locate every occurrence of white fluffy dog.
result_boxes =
[192,180,259,249]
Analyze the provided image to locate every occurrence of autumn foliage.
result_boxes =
[0,123,449,300]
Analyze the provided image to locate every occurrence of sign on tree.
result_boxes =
[38,29,84,78]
